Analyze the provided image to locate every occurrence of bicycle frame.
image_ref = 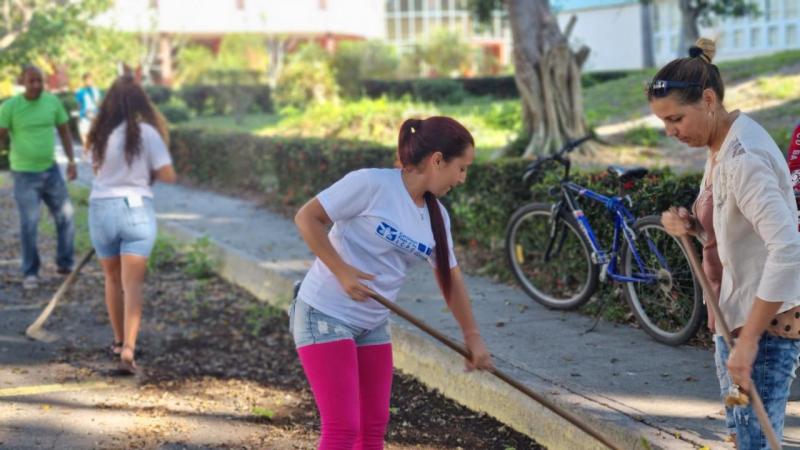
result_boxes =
[549,181,669,285]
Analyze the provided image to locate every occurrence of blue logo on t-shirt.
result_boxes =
[376,221,432,259]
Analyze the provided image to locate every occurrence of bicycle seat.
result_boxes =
[607,165,649,182]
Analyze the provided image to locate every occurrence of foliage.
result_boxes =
[274,97,437,143]
[175,44,216,86]
[624,126,663,147]
[0,0,111,71]
[159,103,191,123]
[184,236,216,279]
[421,28,471,77]
[169,126,703,279]
[144,85,172,104]
[60,28,144,89]
[274,43,338,108]
[332,40,399,98]
[411,79,466,104]
[174,34,268,87]
[178,84,272,116]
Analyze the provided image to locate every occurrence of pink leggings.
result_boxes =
[297,340,393,450]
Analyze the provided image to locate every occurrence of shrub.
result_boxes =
[274,43,338,108]
[333,40,399,98]
[145,85,172,104]
[411,79,465,104]
[159,103,191,123]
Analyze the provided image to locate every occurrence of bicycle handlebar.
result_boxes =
[522,133,599,185]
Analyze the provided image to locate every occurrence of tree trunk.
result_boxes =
[505,0,590,158]
[678,0,700,57]
[640,0,655,68]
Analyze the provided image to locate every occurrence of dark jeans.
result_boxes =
[12,164,75,277]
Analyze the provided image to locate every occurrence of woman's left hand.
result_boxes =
[727,337,759,394]
[464,333,494,372]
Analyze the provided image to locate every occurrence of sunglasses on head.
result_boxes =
[646,79,703,97]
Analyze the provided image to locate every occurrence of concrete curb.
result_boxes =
[159,218,673,450]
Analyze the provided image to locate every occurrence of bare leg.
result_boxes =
[120,254,148,367]
[99,256,123,348]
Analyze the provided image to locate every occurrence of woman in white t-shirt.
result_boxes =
[655,39,800,447]
[86,75,176,374]
[292,116,493,448]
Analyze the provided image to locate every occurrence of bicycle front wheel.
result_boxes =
[505,203,598,309]
[621,215,703,345]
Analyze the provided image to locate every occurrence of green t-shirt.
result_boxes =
[0,93,69,172]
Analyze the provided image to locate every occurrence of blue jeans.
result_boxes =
[88,197,157,258]
[12,164,75,277]
[288,297,391,349]
[714,333,800,449]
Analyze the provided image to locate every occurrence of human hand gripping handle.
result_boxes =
[463,330,494,371]
[678,234,781,450]
[661,206,696,237]
[333,263,377,302]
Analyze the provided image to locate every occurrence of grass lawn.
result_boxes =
[177,49,800,157]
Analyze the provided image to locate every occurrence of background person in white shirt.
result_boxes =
[86,75,176,374]
[292,116,493,449]
[655,39,800,448]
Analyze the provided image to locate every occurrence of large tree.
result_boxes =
[470,0,591,158]
[677,0,755,56]
[1,0,110,68]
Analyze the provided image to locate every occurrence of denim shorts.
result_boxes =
[288,297,391,349]
[714,333,800,448]
[88,197,157,258]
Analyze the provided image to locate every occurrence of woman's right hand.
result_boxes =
[334,264,376,301]
[661,207,695,237]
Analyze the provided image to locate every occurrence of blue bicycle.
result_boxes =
[505,135,702,345]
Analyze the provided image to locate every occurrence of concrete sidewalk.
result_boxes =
[68,156,799,449]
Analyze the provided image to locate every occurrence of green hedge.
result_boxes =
[169,127,702,273]
[178,84,273,116]
[363,71,634,101]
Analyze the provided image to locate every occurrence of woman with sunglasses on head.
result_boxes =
[654,38,800,448]
[292,116,493,449]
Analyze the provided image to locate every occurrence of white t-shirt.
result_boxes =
[297,168,458,329]
[89,122,172,200]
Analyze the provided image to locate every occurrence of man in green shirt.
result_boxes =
[0,65,77,289]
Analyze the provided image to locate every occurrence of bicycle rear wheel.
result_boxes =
[505,203,598,309]
[621,215,703,345]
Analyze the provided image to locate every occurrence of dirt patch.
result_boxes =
[0,177,543,449]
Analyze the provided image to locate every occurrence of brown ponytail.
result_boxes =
[397,116,474,297]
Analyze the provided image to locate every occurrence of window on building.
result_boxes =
[400,0,409,12]
[388,19,397,39]
[401,17,410,40]
[768,25,779,46]
[765,0,780,21]
[718,31,726,49]
[414,0,423,11]
[787,24,798,45]
[733,29,744,47]
[785,0,798,18]
[652,5,661,32]
[750,27,761,47]
[387,0,395,13]
[440,0,450,12]
[414,17,425,37]
[654,37,662,55]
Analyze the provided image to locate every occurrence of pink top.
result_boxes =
[693,185,722,302]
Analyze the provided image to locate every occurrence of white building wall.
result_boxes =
[652,0,800,64]
[101,0,385,38]
[556,3,644,72]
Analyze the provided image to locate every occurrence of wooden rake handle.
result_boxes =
[679,235,780,450]
[368,291,622,450]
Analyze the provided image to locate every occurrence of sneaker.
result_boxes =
[56,266,72,276]
[22,275,39,290]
